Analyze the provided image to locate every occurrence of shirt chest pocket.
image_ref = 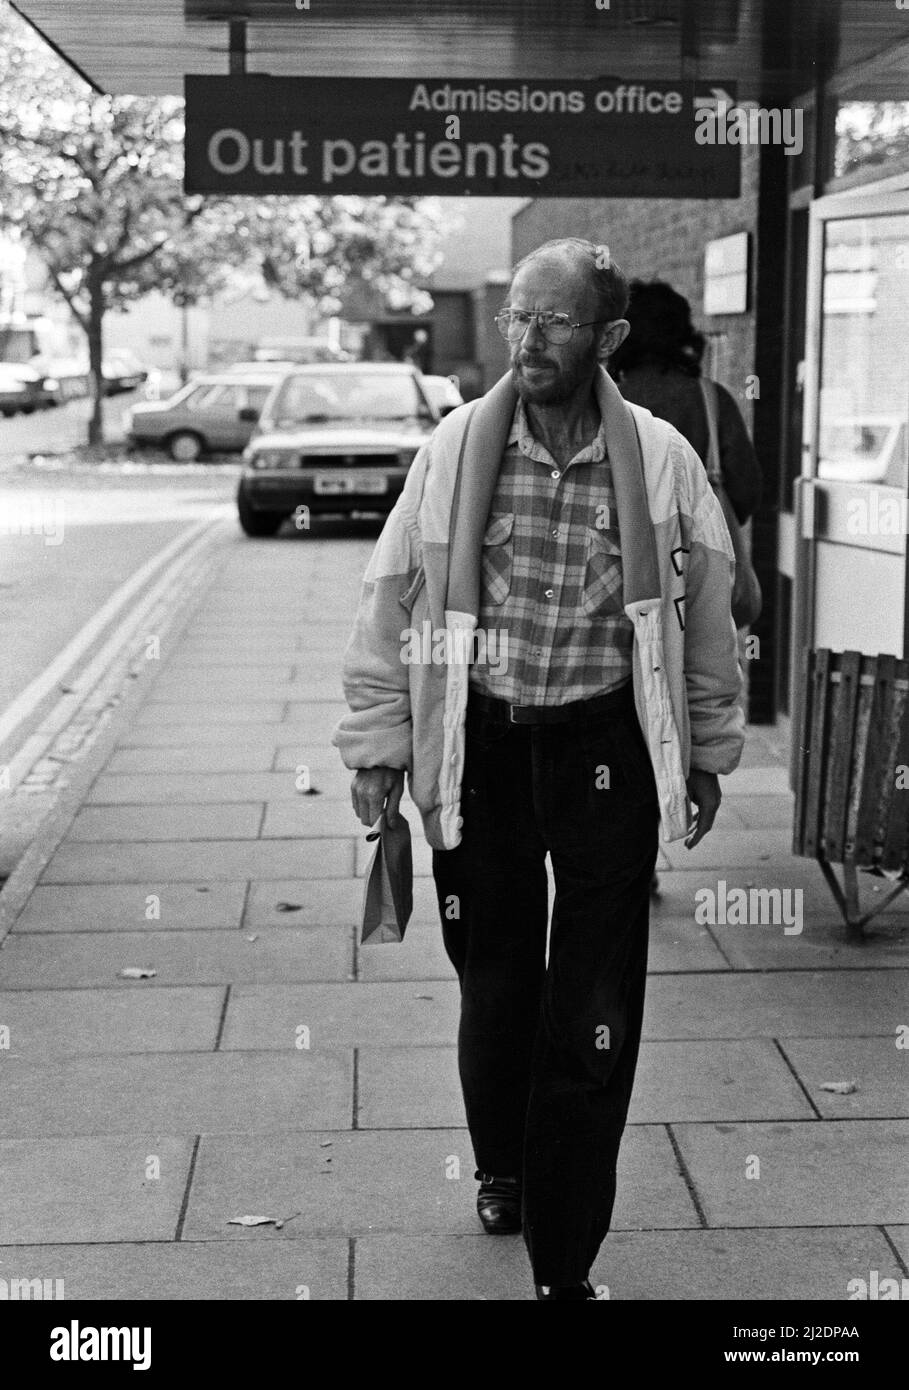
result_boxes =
[481,511,515,607]
[582,526,624,618]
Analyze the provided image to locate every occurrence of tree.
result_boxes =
[0,1,443,444]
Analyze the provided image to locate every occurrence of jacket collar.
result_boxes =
[444,366,661,619]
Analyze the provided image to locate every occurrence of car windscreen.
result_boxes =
[268,371,426,426]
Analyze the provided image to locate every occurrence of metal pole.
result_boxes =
[229,19,247,77]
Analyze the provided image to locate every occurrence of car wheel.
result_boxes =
[237,488,284,537]
[168,431,204,462]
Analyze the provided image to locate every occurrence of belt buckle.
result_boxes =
[509,703,528,724]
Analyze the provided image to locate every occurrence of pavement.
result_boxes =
[1,527,908,1301]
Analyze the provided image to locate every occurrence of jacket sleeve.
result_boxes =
[717,383,763,525]
[675,433,746,775]
[330,443,430,774]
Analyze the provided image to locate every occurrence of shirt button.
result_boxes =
[551,527,559,538]
[544,588,555,598]
[551,470,560,480]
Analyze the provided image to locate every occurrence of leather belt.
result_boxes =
[468,681,634,726]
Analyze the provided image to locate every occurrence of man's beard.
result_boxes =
[511,345,600,405]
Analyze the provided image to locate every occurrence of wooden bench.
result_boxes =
[792,649,909,940]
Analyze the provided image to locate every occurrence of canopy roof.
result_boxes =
[11,0,909,99]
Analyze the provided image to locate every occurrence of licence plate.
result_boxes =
[314,471,388,496]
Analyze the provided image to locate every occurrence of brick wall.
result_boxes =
[510,143,762,426]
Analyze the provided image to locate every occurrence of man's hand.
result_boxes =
[351,767,405,829]
[685,769,721,849]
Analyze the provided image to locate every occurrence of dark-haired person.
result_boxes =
[612,280,762,899]
[333,239,744,1300]
[610,279,762,528]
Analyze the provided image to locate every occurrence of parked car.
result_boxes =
[102,349,148,395]
[420,374,465,417]
[0,362,55,416]
[818,416,908,487]
[126,371,279,460]
[237,362,437,536]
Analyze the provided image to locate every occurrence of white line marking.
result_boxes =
[0,515,222,754]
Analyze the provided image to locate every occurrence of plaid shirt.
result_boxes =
[468,397,634,706]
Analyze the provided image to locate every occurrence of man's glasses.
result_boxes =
[494,310,610,345]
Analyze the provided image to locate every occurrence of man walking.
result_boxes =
[333,237,745,1299]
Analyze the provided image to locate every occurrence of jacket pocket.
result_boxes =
[399,565,426,612]
[582,526,624,618]
[480,512,515,607]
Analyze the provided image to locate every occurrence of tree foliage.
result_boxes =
[0,0,443,440]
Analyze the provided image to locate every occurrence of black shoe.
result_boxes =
[475,1171,522,1235]
[535,1281,597,1300]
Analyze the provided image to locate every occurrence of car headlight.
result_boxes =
[250,449,295,469]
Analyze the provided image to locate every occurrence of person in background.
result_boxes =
[610,280,762,528]
[611,280,762,900]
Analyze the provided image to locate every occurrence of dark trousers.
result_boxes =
[431,681,660,1286]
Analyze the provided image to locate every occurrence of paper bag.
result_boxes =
[360,810,413,944]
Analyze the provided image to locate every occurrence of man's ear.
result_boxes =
[596,319,630,361]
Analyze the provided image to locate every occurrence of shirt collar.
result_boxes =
[507,395,608,466]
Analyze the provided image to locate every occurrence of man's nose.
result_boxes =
[522,316,547,347]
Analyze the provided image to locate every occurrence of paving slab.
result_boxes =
[68,803,264,842]
[884,1226,909,1269]
[713,918,909,971]
[647,918,730,972]
[244,877,370,930]
[87,771,353,804]
[660,829,798,871]
[723,795,796,830]
[40,837,354,883]
[12,882,248,933]
[0,986,223,1055]
[149,680,343,703]
[149,664,296,689]
[355,1040,812,1129]
[642,971,909,1038]
[780,1038,909,1118]
[262,800,385,838]
[117,725,291,748]
[597,1226,904,1301]
[134,701,287,725]
[355,899,458,982]
[1,1052,353,1137]
[351,1225,900,1301]
[672,1119,909,1227]
[0,1240,348,1300]
[0,1136,193,1243]
[220,981,461,1050]
[104,745,278,774]
[723,767,791,796]
[0,928,353,988]
[118,724,341,748]
[182,1123,697,1239]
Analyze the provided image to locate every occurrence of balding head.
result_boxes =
[510,238,630,324]
[502,237,631,407]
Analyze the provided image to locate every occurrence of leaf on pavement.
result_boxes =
[119,966,157,979]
